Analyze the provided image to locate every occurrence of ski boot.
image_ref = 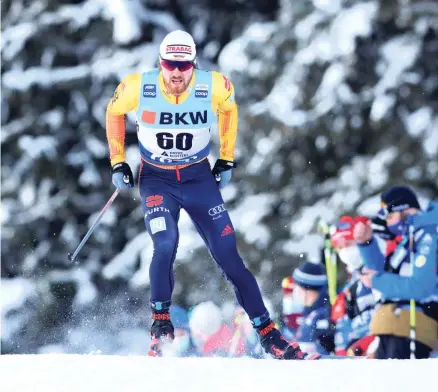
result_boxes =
[148,312,175,357]
[257,321,306,360]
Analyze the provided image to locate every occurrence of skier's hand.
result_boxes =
[111,162,134,189]
[212,159,236,189]
[353,220,373,244]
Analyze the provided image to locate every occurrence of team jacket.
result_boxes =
[106,69,238,167]
[331,275,376,355]
[358,201,438,308]
[295,291,335,355]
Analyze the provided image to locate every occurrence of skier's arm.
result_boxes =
[211,71,238,161]
[371,226,437,300]
[106,73,141,166]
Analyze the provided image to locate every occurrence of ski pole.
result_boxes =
[329,236,337,304]
[408,224,417,359]
[68,187,122,262]
[317,220,337,305]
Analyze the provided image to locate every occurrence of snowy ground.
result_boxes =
[0,355,437,392]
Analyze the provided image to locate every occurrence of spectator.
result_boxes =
[189,301,239,357]
[280,276,303,341]
[354,185,438,359]
[292,261,335,355]
[330,216,377,357]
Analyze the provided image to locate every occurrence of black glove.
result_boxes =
[211,159,236,188]
[111,162,134,189]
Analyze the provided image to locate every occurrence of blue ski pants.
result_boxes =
[138,159,267,320]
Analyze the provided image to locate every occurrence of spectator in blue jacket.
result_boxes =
[292,261,335,355]
[354,185,438,359]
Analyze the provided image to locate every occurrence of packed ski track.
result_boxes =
[1,354,437,392]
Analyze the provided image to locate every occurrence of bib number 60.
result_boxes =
[156,132,193,151]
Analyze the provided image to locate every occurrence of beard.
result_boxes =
[164,74,192,95]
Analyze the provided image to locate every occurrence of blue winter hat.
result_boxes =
[293,261,328,291]
[170,304,189,330]
[378,185,420,218]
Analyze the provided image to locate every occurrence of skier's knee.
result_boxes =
[152,237,178,257]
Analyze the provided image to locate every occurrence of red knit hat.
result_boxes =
[330,216,369,248]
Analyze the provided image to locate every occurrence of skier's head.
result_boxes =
[331,216,367,273]
[159,30,196,95]
[292,261,328,307]
[378,185,421,236]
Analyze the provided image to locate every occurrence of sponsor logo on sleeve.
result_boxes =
[111,82,125,105]
[143,84,157,97]
[421,233,433,244]
[415,255,427,268]
[419,244,431,255]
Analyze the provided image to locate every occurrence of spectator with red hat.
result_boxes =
[330,216,377,357]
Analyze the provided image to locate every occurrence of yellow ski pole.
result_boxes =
[408,224,417,359]
[317,220,337,305]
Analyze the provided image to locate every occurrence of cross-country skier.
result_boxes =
[105,30,305,359]
[354,186,438,359]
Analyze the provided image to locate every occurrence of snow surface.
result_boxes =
[0,355,437,392]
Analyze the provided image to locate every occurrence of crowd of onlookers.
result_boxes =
[162,186,438,360]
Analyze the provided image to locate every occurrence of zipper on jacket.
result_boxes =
[176,165,181,181]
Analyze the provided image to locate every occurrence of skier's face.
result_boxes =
[161,60,194,95]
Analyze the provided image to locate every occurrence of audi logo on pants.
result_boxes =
[208,204,226,216]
